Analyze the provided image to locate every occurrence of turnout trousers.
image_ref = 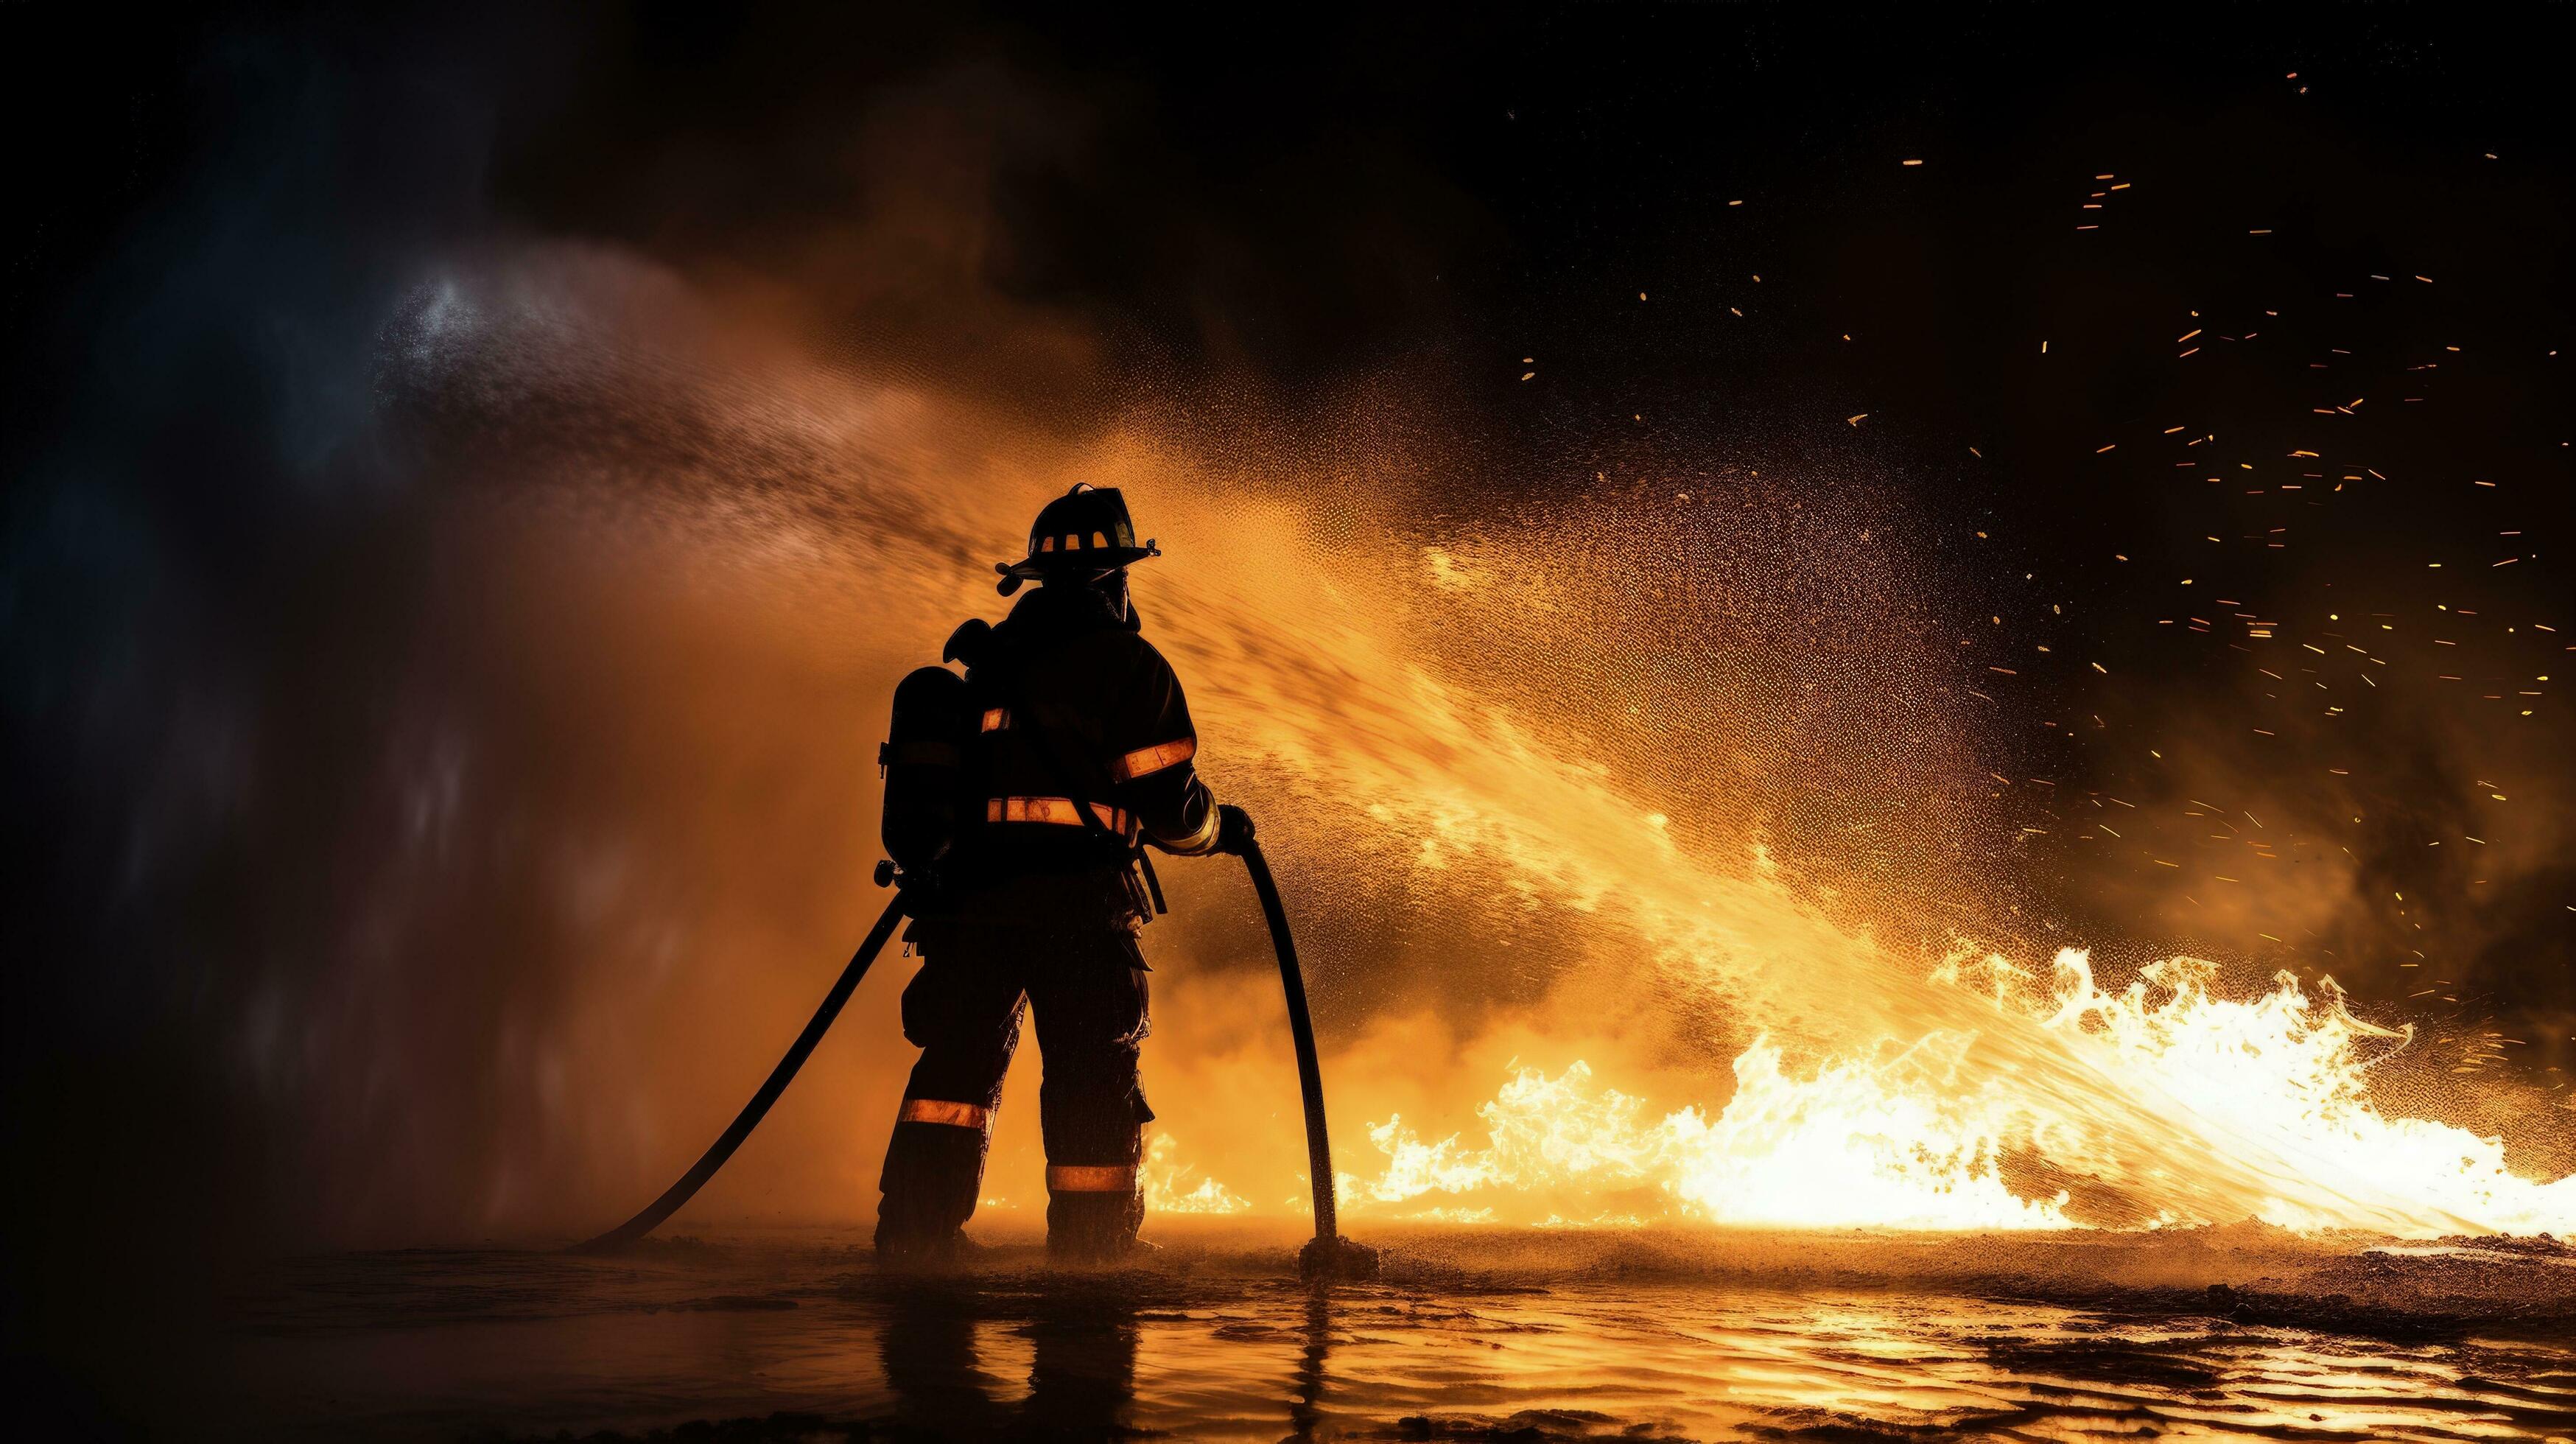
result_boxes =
[876,909,1154,1261]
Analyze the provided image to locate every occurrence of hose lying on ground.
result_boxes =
[571,891,908,1252]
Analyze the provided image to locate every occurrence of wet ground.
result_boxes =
[186,1223,2576,1440]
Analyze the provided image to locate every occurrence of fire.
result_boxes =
[1352,1048,2064,1230]
[1347,950,2576,1238]
[1140,1132,1252,1216]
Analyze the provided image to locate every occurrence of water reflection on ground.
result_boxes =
[203,1227,2576,1441]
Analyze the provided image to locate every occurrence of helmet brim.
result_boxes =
[996,542,1159,579]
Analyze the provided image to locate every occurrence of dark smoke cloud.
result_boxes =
[7,10,519,1318]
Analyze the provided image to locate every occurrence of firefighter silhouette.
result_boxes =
[876,484,1248,1263]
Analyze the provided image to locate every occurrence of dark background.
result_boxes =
[7,0,2570,1421]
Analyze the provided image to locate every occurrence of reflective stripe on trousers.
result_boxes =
[898,1097,993,1129]
[1045,1163,1138,1193]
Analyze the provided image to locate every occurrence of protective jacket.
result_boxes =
[937,581,1218,911]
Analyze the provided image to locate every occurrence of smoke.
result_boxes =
[4,18,524,1359]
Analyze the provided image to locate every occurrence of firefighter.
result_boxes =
[875,484,1249,1264]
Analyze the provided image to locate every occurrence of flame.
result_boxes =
[1358,1049,2064,1230]
[1140,1133,1252,1216]
[1349,950,2576,1237]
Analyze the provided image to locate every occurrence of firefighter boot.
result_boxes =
[1045,1163,1146,1263]
[877,1103,995,1266]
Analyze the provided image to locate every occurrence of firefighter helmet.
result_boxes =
[994,484,1159,595]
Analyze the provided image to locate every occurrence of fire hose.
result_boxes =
[1236,828,1376,1279]
[572,877,908,1253]
[575,825,1375,1279]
